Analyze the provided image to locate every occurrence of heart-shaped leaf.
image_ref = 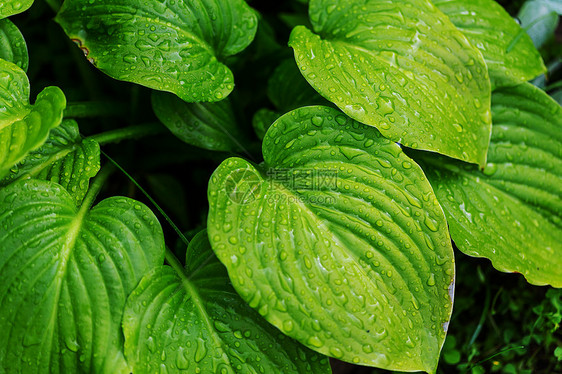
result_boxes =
[152,91,244,152]
[434,0,546,87]
[123,230,331,374]
[0,119,100,205]
[208,106,455,373]
[0,178,165,373]
[0,18,28,71]
[420,82,562,287]
[0,59,66,178]
[0,0,33,19]
[289,0,492,167]
[55,0,258,102]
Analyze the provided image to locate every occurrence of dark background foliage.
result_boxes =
[9,0,562,373]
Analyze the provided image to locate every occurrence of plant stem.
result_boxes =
[43,0,62,13]
[467,284,492,348]
[101,150,190,247]
[165,246,188,278]
[87,123,164,145]
[81,164,114,210]
[65,101,129,119]
[545,80,562,92]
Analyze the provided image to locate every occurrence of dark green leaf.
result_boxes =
[152,91,244,152]
[208,106,455,373]
[55,0,258,102]
[252,108,279,140]
[0,59,66,178]
[289,0,492,166]
[0,18,28,71]
[421,83,562,287]
[123,230,332,374]
[0,120,100,205]
[267,59,325,112]
[0,179,165,373]
[434,0,546,87]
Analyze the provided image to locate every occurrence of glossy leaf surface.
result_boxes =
[434,0,546,87]
[422,83,562,287]
[0,179,165,373]
[0,0,33,19]
[56,0,258,102]
[0,18,28,71]
[152,91,243,152]
[289,0,492,166]
[0,120,100,205]
[0,59,66,178]
[208,106,455,373]
[123,231,331,374]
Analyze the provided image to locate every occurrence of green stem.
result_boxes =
[43,0,61,13]
[545,80,562,92]
[467,284,491,348]
[87,123,164,145]
[101,150,190,247]
[81,164,114,210]
[65,101,128,119]
[165,246,188,278]
[465,345,526,372]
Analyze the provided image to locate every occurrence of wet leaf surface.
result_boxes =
[123,231,332,374]
[421,83,562,287]
[208,106,455,373]
[289,0,492,166]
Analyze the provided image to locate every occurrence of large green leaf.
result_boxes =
[0,0,33,19]
[0,18,28,71]
[420,82,562,287]
[0,119,100,205]
[55,0,258,102]
[123,230,332,374]
[152,91,244,152]
[0,179,165,373]
[0,59,66,178]
[208,106,455,373]
[434,0,546,87]
[289,0,492,167]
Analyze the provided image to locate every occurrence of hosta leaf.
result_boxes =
[0,59,66,178]
[434,0,546,87]
[267,59,325,112]
[123,230,332,374]
[152,91,243,152]
[289,0,492,167]
[0,119,100,205]
[0,0,33,19]
[0,18,28,71]
[208,106,455,373]
[0,179,165,373]
[421,83,562,287]
[55,0,258,102]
